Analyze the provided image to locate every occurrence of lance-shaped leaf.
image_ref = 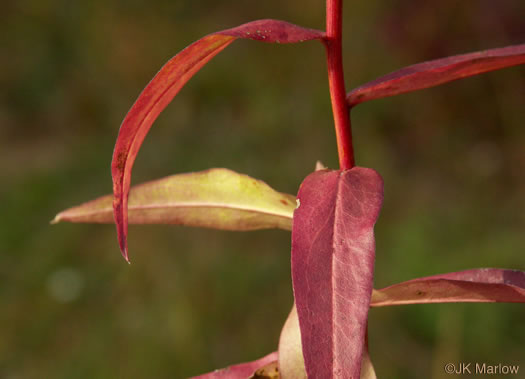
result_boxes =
[53,168,295,231]
[190,352,278,379]
[278,303,377,379]
[112,19,324,261]
[347,43,525,107]
[371,268,525,307]
[291,167,384,379]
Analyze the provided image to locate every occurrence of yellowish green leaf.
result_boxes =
[53,168,296,231]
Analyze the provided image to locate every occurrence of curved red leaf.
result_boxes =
[291,167,384,379]
[347,43,525,107]
[371,268,525,307]
[111,20,324,261]
[190,352,278,379]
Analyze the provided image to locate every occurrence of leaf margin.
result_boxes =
[53,168,296,231]
[112,19,325,261]
[291,167,384,378]
[371,268,525,307]
[347,43,525,107]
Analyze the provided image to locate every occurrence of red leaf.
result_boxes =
[291,167,384,379]
[278,303,378,379]
[371,268,525,307]
[111,20,324,261]
[189,352,278,379]
[347,43,525,107]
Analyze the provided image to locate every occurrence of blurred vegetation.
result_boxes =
[1,1,524,378]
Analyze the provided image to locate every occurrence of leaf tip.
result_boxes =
[120,242,131,264]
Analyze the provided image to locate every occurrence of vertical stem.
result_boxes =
[326,0,354,170]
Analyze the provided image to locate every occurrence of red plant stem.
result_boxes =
[325,0,355,170]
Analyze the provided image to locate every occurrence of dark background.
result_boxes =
[1,1,524,378]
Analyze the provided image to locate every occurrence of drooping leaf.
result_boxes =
[190,352,278,379]
[278,303,378,379]
[347,43,525,107]
[53,168,295,232]
[371,268,525,307]
[112,20,324,261]
[291,167,384,379]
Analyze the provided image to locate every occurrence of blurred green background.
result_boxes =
[1,1,524,378]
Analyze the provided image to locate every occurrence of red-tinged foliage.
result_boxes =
[278,303,378,379]
[347,43,525,107]
[189,352,278,379]
[48,0,525,376]
[372,268,525,307]
[291,167,384,379]
[111,20,324,261]
[326,0,354,170]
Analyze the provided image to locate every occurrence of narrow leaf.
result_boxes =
[347,43,525,106]
[291,167,384,379]
[112,19,324,261]
[371,268,525,307]
[53,168,295,231]
[190,352,278,379]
